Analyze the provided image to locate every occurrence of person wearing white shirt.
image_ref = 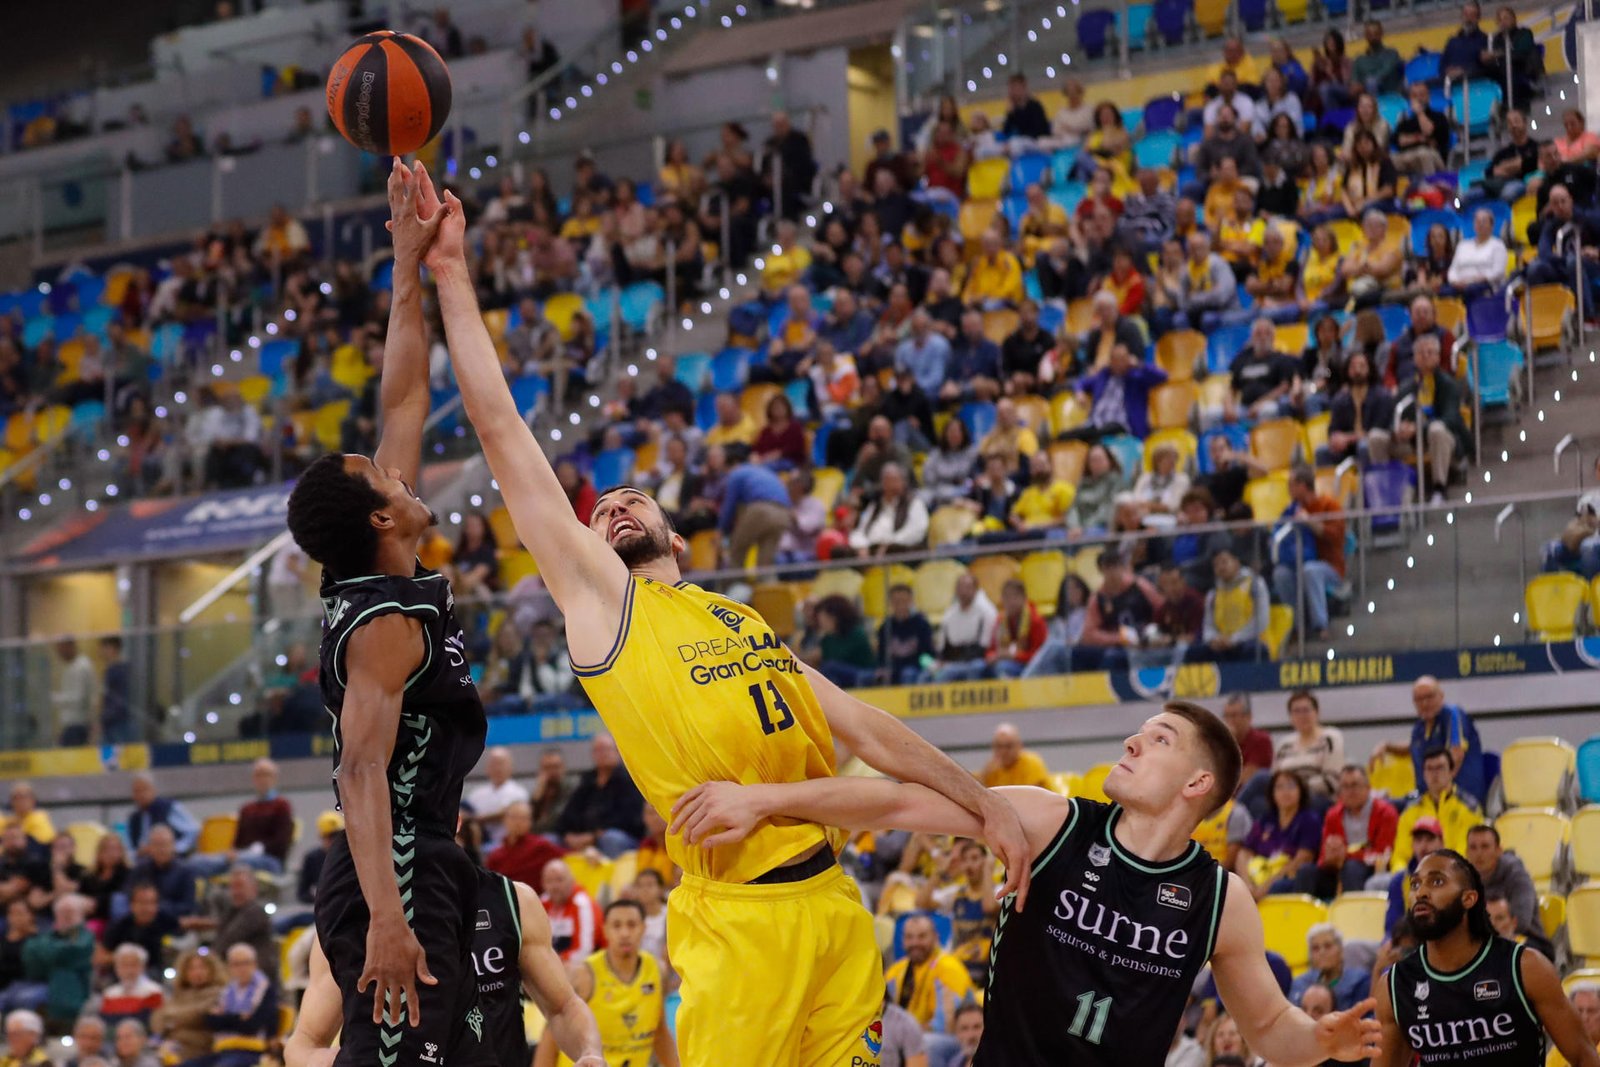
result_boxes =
[467,746,531,847]
[1447,206,1510,291]
[1052,78,1096,147]
[1250,68,1303,140]
[848,464,930,555]
[52,638,98,746]
[1203,72,1257,132]
[931,573,1000,682]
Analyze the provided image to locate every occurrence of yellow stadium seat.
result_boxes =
[1326,892,1389,944]
[959,199,999,242]
[1569,885,1600,964]
[1564,968,1600,994]
[1258,895,1329,974]
[543,293,585,340]
[236,375,272,406]
[741,382,780,426]
[1370,751,1417,800]
[312,400,350,451]
[1065,298,1095,338]
[1592,575,1600,622]
[1142,428,1198,472]
[562,853,613,900]
[1385,215,1411,251]
[1250,417,1305,470]
[878,880,920,917]
[1148,380,1198,431]
[607,851,640,902]
[810,567,866,605]
[1198,374,1231,412]
[1049,439,1089,485]
[1264,603,1295,660]
[1274,322,1309,355]
[33,405,70,445]
[1510,195,1538,248]
[1499,738,1576,810]
[982,309,1019,346]
[1050,772,1084,797]
[1244,472,1291,522]
[102,269,135,307]
[1303,412,1331,458]
[928,504,972,547]
[810,466,845,508]
[1193,0,1230,34]
[1494,808,1569,890]
[1014,395,1052,438]
[1052,392,1090,435]
[498,549,538,587]
[1070,547,1104,592]
[1434,297,1467,337]
[967,158,1009,200]
[1526,284,1575,352]
[1078,763,1115,803]
[862,563,917,621]
[1155,330,1204,383]
[1572,805,1600,880]
[751,584,800,638]
[1327,218,1363,254]
[1540,894,1565,940]
[1277,0,1308,23]
[65,822,106,867]
[687,529,720,572]
[197,815,237,855]
[1525,573,1587,641]
[1021,551,1068,614]
[481,307,509,340]
[969,554,1021,607]
[874,914,897,954]
[913,559,968,623]
[3,413,32,453]
[488,507,520,549]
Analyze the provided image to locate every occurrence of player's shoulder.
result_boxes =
[322,568,449,626]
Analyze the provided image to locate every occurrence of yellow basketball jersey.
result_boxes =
[559,951,663,1067]
[572,576,845,883]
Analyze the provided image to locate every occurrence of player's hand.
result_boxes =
[422,189,468,273]
[358,913,437,1027]
[978,791,1032,912]
[1314,997,1383,1062]
[669,782,764,848]
[386,162,445,267]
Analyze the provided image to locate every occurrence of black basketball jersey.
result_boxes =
[1390,936,1545,1066]
[472,869,529,1067]
[317,565,486,838]
[975,798,1228,1067]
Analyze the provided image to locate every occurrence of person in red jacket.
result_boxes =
[540,857,605,963]
[484,802,567,893]
[1299,764,1398,900]
[989,579,1046,679]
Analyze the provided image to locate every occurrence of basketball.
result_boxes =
[325,30,451,156]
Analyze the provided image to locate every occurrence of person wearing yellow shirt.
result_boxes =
[978,723,1052,788]
[0,785,54,848]
[1203,157,1246,229]
[1208,36,1263,87]
[1018,183,1067,267]
[328,333,374,394]
[1546,986,1600,1067]
[1009,451,1075,530]
[1245,226,1301,314]
[703,392,758,448]
[961,228,1025,308]
[558,194,603,241]
[885,914,976,1037]
[1391,746,1483,871]
[1216,186,1266,271]
[977,398,1040,470]
[760,218,812,296]
[1301,224,1342,307]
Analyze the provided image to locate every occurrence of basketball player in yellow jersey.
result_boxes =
[537,899,677,1067]
[422,189,1032,1067]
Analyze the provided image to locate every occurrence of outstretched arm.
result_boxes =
[373,161,444,487]
[1212,871,1382,1066]
[513,883,604,1067]
[423,193,630,650]
[801,661,1036,908]
[1522,947,1600,1067]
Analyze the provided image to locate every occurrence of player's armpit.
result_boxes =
[1520,946,1600,1067]
[672,778,984,844]
[1372,956,1416,1067]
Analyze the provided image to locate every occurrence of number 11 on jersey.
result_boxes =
[1069,990,1112,1045]
[748,681,795,735]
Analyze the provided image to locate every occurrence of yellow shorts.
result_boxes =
[668,861,885,1067]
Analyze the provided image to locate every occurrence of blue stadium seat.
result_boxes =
[1001,195,1030,231]
[674,352,711,391]
[257,338,298,379]
[1121,106,1144,133]
[619,282,664,332]
[1134,130,1181,170]
[1101,434,1144,484]
[16,290,44,320]
[695,391,719,432]
[1474,341,1524,406]
[21,316,53,349]
[711,348,751,392]
[1376,93,1409,130]
[509,375,549,414]
[1406,51,1441,84]
[1152,0,1187,44]
[1076,10,1117,59]
[1362,462,1414,534]
[1207,323,1252,375]
[74,275,107,307]
[591,447,636,492]
[1010,154,1051,192]
[69,401,105,437]
[1451,81,1502,136]
[1024,270,1043,302]
[1459,159,1489,190]
[1198,426,1250,473]
[1409,209,1459,256]
[1467,296,1510,341]
[1051,148,1081,186]
[635,181,655,207]
[1375,304,1411,342]
[81,305,114,340]
[429,387,461,437]
[1049,182,1087,215]
[1238,0,1268,31]
[1460,198,1511,240]
[371,259,394,292]
[1127,2,1153,47]
[1578,735,1600,802]
[959,400,997,440]
[783,378,811,416]
[812,421,835,467]
[1143,96,1183,133]
[1038,303,1066,335]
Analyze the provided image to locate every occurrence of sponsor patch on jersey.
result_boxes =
[1088,844,1111,867]
[476,909,491,931]
[1157,883,1191,911]
[1473,979,1501,1002]
[641,983,655,995]
[861,1019,883,1056]
[1414,980,1430,1002]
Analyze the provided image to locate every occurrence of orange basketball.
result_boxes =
[325,30,452,156]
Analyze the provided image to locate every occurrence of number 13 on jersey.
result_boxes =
[748,681,795,736]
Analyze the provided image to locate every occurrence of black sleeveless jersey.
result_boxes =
[1390,937,1545,1066]
[975,798,1228,1067]
[472,869,529,1067]
[317,566,486,838]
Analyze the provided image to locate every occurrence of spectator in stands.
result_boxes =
[1064,443,1120,537]
[1193,105,1261,183]
[961,229,1024,309]
[1132,443,1191,515]
[1554,108,1600,166]
[210,758,291,875]
[1253,68,1303,143]
[1480,109,1541,200]
[1018,184,1067,267]
[1341,135,1398,223]
[896,309,952,400]
[1291,926,1372,1011]
[1049,78,1095,147]
[763,112,817,220]
[1022,575,1091,679]
[1188,544,1269,663]
[719,460,792,568]
[165,116,204,164]
[1393,748,1484,871]
[526,749,570,836]
[127,823,196,918]
[0,788,50,850]
[183,865,275,969]
[65,1015,107,1067]
[930,575,998,683]
[976,399,1039,473]
[152,950,223,1067]
[1000,74,1050,142]
[1447,207,1510,297]
[775,471,827,563]
[851,463,929,555]
[0,1011,47,1067]
[1542,456,1600,577]
[1242,226,1300,318]
[1224,317,1298,422]
[1322,349,1394,466]
[1272,466,1347,641]
[1395,335,1468,500]
[987,580,1045,680]
[485,802,565,894]
[886,913,975,1051]
[1119,167,1178,253]
[878,584,935,685]
[202,943,276,1067]
[81,833,132,922]
[1071,340,1168,442]
[921,419,979,506]
[556,734,645,858]
[1378,818,1445,928]
[0,903,41,1014]
[1341,209,1406,304]
[542,858,604,964]
[704,392,758,454]
[1205,70,1257,132]
[23,894,93,1026]
[1442,2,1490,78]
[1391,295,1456,386]
[1072,548,1162,670]
[51,638,97,747]
[87,944,164,1028]
[197,390,264,489]
[292,812,340,915]
[923,119,971,201]
[1552,985,1600,1067]
[1391,82,1451,175]
[109,1019,159,1067]
[1482,6,1540,105]
[1237,770,1321,899]
[1221,693,1274,793]
[466,747,529,847]
[1528,183,1600,293]
[1466,823,1539,931]
[1175,231,1240,332]
[1409,222,1458,295]
[1485,889,1556,960]
[100,882,177,974]
[998,301,1054,395]
[253,205,309,263]
[1075,290,1142,377]
[1351,19,1403,94]
[1008,451,1074,532]
[1303,764,1397,899]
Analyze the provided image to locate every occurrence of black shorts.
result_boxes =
[315,833,497,1067]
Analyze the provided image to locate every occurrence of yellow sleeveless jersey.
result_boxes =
[572,577,845,883]
[559,951,664,1067]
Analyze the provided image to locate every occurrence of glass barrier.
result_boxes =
[1,485,1587,751]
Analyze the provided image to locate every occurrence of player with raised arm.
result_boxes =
[420,186,1032,1067]
[284,161,492,1067]
[1374,849,1600,1067]
[670,701,1384,1067]
[287,865,606,1067]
